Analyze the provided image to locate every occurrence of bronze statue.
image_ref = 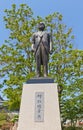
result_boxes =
[32,22,52,77]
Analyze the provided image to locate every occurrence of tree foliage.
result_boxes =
[0,4,83,123]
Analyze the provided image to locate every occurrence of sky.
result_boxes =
[0,0,83,50]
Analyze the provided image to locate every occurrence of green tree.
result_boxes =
[0,4,36,110]
[0,4,83,124]
[61,77,83,125]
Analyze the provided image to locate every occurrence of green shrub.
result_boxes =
[0,110,8,121]
[62,127,83,130]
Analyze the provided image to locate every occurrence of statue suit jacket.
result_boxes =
[32,31,52,54]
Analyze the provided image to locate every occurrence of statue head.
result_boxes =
[38,22,45,31]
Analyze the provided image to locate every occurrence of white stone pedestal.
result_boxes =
[17,78,61,130]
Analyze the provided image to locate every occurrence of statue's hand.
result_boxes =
[31,44,36,52]
[50,50,53,55]
[31,49,35,53]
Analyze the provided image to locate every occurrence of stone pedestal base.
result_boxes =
[17,78,61,130]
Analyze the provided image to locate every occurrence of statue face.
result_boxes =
[38,23,45,31]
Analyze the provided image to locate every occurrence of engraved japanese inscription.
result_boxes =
[35,92,44,122]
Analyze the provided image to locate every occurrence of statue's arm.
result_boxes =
[50,34,53,52]
[31,33,36,52]
[48,33,53,54]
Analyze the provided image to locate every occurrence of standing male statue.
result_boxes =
[32,22,52,77]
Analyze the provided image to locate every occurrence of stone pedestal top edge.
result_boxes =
[26,77,54,84]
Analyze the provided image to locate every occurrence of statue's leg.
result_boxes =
[36,62,41,77]
[41,45,48,77]
[44,63,48,77]
[36,52,41,77]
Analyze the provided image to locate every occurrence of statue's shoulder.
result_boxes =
[32,32,37,36]
[32,31,50,37]
[43,31,50,35]
[40,31,49,37]
[47,32,52,38]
